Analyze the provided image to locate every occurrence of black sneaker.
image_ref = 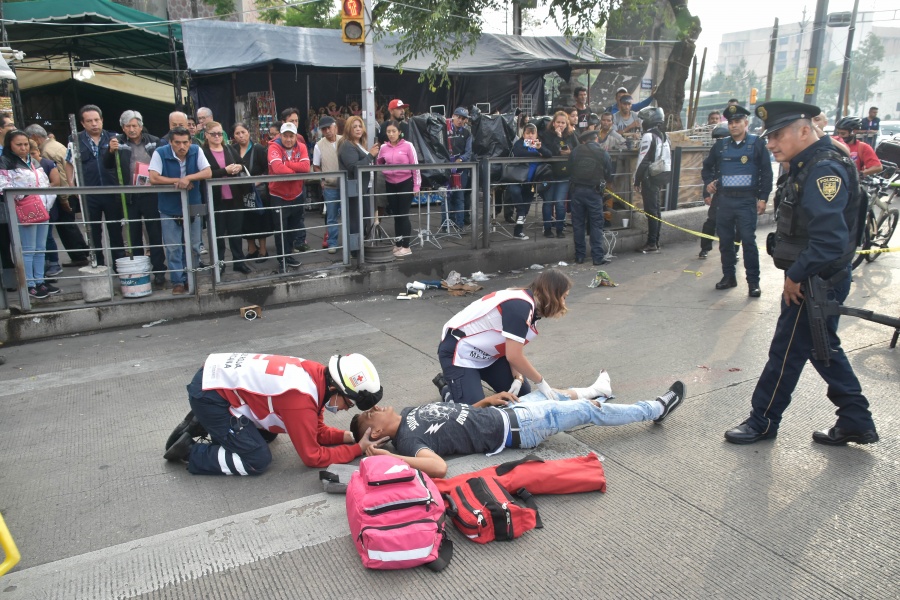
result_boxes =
[654,381,685,423]
[543,230,554,238]
[29,286,49,299]
[163,431,194,463]
[39,282,60,295]
[279,256,301,269]
[698,249,709,259]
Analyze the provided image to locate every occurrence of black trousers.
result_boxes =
[126,195,165,272]
[699,194,741,252]
[86,194,126,266]
[214,204,246,263]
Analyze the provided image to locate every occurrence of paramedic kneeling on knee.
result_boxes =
[436,269,572,405]
[164,353,384,475]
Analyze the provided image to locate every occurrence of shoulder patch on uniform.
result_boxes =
[816,176,841,201]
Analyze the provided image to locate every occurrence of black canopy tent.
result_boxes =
[183,19,636,131]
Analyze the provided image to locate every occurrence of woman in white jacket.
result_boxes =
[0,129,57,298]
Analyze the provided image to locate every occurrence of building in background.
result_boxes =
[115,0,261,22]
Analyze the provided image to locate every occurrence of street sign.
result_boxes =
[641,79,652,90]
[806,68,817,86]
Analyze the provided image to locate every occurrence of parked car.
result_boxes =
[876,120,900,148]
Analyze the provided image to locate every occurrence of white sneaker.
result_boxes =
[514,232,529,240]
[394,247,412,257]
[516,216,526,225]
[591,370,613,399]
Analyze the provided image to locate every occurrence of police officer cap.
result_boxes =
[723,104,751,121]
[755,101,820,135]
[579,129,600,142]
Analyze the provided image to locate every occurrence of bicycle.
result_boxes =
[852,160,899,270]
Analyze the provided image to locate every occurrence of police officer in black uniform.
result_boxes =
[724,101,877,446]
[568,129,614,265]
[701,104,773,297]
[697,123,734,259]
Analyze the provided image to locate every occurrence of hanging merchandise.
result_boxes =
[234,92,277,143]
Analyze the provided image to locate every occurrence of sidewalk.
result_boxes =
[0,230,897,599]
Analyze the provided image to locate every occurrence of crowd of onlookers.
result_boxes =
[0,85,666,300]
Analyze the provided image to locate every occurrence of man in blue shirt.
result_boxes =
[725,101,876,447]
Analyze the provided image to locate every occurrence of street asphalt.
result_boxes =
[1,228,898,599]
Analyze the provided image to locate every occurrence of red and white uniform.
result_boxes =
[441,290,538,369]
[202,353,360,467]
[832,137,882,173]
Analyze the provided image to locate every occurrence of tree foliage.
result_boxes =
[202,0,238,17]
[253,0,341,28]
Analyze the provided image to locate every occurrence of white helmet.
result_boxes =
[327,353,383,410]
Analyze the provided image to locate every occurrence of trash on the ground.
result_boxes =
[142,319,168,328]
[396,290,422,300]
[444,270,462,286]
[697,365,710,370]
[133,364,140,367]
[728,367,742,372]
[683,270,703,277]
[137,334,151,339]
[240,305,261,321]
[588,270,618,288]
[312,272,328,278]
[510,269,522,274]
[470,271,490,281]
[529,264,544,270]
[31,317,41,323]
[445,283,483,296]
[558,261,568,267]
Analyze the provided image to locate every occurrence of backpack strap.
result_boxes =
[514,487,543,529]
[424,521,454,572]
[494,454,544,476]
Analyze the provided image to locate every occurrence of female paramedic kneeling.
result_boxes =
[435,269,573,405]
[163,353,384,475]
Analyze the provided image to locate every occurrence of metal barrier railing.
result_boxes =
[204,171,350,286]
[355,162,480,257]
[2,184,190,312]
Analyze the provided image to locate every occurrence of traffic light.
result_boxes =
[341,0,365,45]
[749,88,758,105]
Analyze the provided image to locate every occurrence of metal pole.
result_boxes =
[692,49,707,128]
[68,114,97,267]
[361,0,376,146]
[512,3,522,36]
[687,56,697,128]
[167,20,183,107]
[803,0,829,105]
[0,0,25,127]
[766,19,779,102]
[835,0,860,121]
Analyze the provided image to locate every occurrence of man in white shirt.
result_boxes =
[312,116,343,254]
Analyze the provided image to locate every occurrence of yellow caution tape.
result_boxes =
[608,191,897,256]
[683,270,703,277]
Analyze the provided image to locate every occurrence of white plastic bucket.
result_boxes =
[78,265,112,303]
[115,256,152,298]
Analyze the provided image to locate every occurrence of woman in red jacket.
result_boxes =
[376,121,421,257]
[267,122,310,270]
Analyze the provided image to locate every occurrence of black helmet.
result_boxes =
[711,124,730,139]
[638,106,664,129]
[587,113,601,128]
[835,116,861,133]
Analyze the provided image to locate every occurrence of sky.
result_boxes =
[484,0,900,68]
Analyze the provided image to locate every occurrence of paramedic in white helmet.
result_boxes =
[163,353,385,475]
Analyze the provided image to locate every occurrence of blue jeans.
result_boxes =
[717,194,759,283]
[570,185,605,262]
[160,213,201,285]
[185,368,272,476]
[443,171,468,228]
[323,187,341,248]
[509,390,662,448]
[746,268,873,435]
[542,181,569,232]
[19,222,49,287]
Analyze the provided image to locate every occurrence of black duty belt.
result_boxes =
[448,328,466,340]
[503,406,521,448]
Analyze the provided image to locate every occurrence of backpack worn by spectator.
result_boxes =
[346,455,452,571]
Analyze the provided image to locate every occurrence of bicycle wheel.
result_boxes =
[867,208,899,263]
[852,211,876,270]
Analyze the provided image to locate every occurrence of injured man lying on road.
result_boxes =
[350,370,685,478]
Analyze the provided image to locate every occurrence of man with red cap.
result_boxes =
[378,98,410,143]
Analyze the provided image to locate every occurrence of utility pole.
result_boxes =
[766,18,778,102]
[512,2,522,35]
[361,0,376,145]
[803,0,828,105]
[835,0,860,121]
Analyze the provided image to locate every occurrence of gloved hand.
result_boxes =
[508,377,523,396]
[537,378,554,399]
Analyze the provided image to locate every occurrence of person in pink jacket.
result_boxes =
[376,121,420,257]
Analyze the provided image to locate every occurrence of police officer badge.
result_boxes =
[741,155,748,164]
[816,176,841,201]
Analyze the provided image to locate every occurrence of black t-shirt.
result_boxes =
[576,107,592,130]
[377,119,410,144]
[393,403,505,457]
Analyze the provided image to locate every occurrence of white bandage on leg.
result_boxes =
[570,370,613,401]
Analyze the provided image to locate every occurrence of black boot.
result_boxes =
[715,276,738,290]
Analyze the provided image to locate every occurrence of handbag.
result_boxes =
[532,163,554,182]
[649,157,669,177]
[15,194,50,224]
[241,165,266,214]
[500,162,530,184]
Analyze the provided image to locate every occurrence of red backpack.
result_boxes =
[345,455,452,570]
[442,476,541,544]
